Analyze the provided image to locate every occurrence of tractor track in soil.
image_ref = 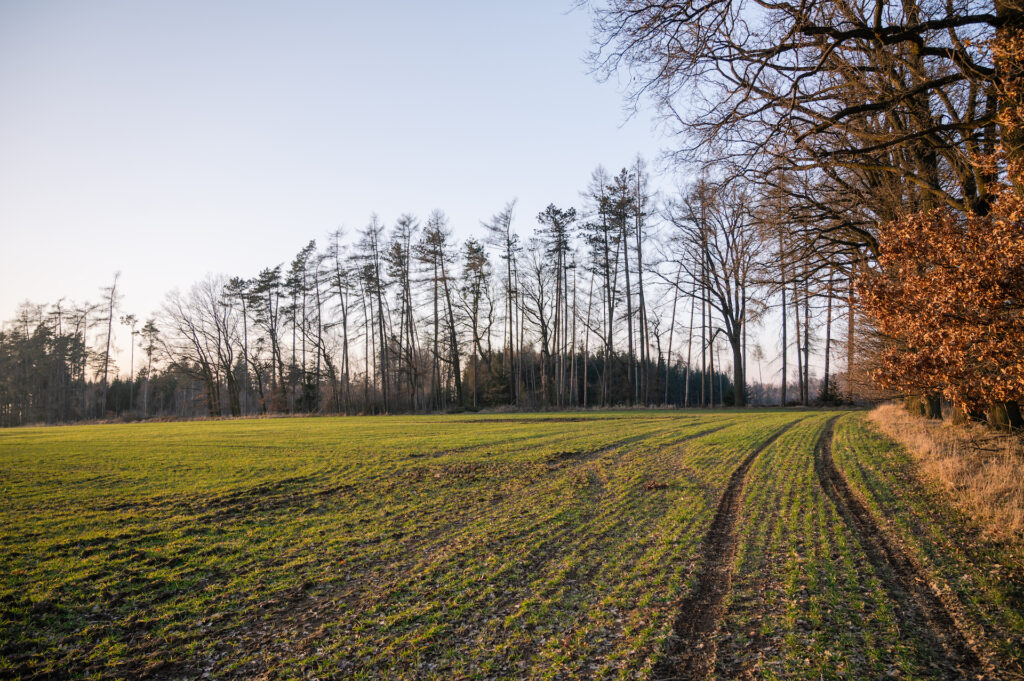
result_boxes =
[652,419,801,680]
[813,417,991,680]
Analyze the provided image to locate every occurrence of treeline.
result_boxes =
[0,305,739,426]
[0,296,181,426]
[3,153,862,426]
[7,158,806,426]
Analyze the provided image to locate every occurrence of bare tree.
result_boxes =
[536,203,577,406]
[357,215,390,412]
[483,200,520,404]
[522,235,556,405]
[588,0,1005,219]
[459,238,492,408]
[119,313,138,411]
[97,272,121,417]
[668,179,763,406]
[327,229,354,414]
[581,166,621,405]
[159,277,238,416]
[387,215,421,411]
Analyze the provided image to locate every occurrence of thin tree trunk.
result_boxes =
[569,262,577,406]
[128,331,135,412]
[433,260,441,410]
[517,265,525,407]
[847,274,855,403]
[99,273,120,418]
[361,283,371,411]
[440,259,463,407]
[623,218,635,405]
[584,274,594,408]
[822,267,834,402]
[798,274,806,405]
[709,328,716,407]
[684,287,696,408]
[701,268,707,408]
[741,283,746,403]
[780,240,787,407]
[665,263,683,405]
[794,278,803,405]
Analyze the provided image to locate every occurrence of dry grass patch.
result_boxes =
[868,403,1024,539]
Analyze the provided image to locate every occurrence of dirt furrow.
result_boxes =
[814,417,990,680]
[652,419,801,680]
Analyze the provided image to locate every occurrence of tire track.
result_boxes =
[814,416,989,680]
[653,418,801,680]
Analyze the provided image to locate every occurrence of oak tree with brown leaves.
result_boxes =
[857,193,1024,424]
[857,24,1024,427]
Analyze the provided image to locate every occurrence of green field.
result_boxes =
[1,411,1022,680]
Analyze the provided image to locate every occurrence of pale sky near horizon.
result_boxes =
[0,2,675,359]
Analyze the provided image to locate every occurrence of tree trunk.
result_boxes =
[794,279,803,405]
[731,333,746,407]
[709,329,716,407]
[847,275,855,402]
[822,267,834,402]
[701,259,707,407]
[802,277,810,406]
[623,220,635,405]
[988,401,1023,430]
[684,288,696,408]
[780,234,788,407]
[665,264,682,405]
[441,261,463,407]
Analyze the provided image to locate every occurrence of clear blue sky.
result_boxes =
[0,1,668,346]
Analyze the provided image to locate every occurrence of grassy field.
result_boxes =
[0,410,1021,680]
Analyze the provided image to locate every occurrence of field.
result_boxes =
[1,410,1022,680]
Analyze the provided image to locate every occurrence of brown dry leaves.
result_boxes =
[856,183,1024,411]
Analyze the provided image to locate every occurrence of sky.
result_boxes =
[0,1,672,350]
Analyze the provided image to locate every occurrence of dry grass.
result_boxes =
[869,403,1024,539]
